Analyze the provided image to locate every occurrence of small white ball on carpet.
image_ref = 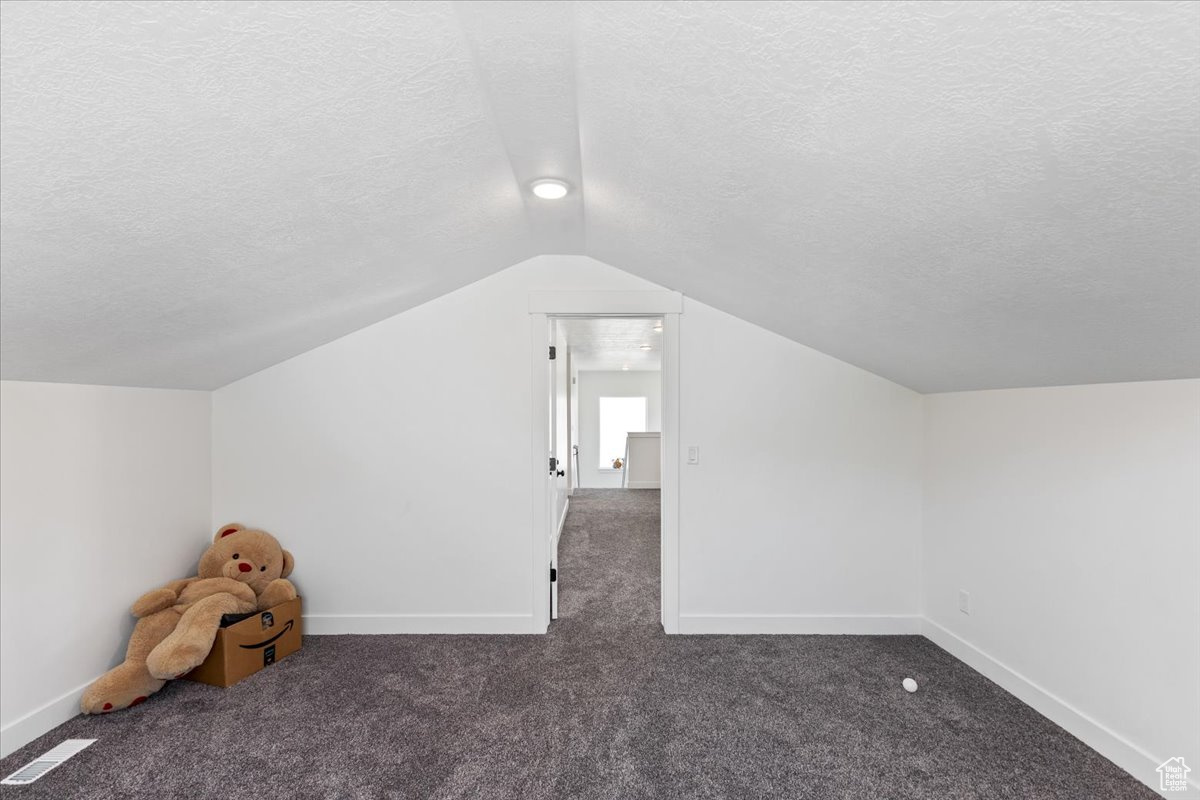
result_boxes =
[902,677,918,693]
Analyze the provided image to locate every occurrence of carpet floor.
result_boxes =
[1,489,1153,799]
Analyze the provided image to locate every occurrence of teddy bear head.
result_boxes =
[197,523,294,596]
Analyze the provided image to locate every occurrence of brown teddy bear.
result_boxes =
[80,523,297,714]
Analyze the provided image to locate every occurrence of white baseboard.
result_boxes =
[922,619,1194,798]
[626,480,661,489]
[678,614,922,635]
[303,614,535,635]
[0,677,94,759]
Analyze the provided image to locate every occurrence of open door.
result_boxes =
[548,323,559,620]
[530,291,682,635]
[547,320,569,621]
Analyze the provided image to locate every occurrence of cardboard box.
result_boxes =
[183,597,303,688]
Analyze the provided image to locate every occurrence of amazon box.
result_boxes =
[183,597,302,688]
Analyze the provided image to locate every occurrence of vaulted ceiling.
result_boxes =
[2,1,1197,391]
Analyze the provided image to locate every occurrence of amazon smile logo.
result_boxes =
[238,619,294,650]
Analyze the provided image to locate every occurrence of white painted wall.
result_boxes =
[923,380,1200,794]
[0,381,211,757]
[677,300,924,631]
[212,255,925,635]
[576,370,662,488]
[211,256,661,633]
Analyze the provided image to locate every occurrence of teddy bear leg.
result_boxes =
[81,608,179,714]
[145,592,255,680]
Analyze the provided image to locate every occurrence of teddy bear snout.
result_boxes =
[237,562,253,573]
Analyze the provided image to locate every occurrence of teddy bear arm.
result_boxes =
[177,577,257,607]
[257,578,298,610]
[130,578,195,618]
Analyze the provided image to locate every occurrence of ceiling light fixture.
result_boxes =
[530,178,570,200]
[653,322,663,332]
[639,344,652,350]
[622,365,630,371]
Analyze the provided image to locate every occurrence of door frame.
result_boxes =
[529,290,683,634]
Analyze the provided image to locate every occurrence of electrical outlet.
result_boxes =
[958,590,970,615]
[687,446,700,465]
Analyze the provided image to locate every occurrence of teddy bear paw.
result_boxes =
[80,668,163,714]
[257,579,298,609]
[81,693,150,714]
[145,641,209,681]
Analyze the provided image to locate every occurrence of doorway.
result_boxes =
[529,291,682,635]
[565,316,663,490]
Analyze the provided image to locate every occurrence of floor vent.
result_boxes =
[1,739,96,785]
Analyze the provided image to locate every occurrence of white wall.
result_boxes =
[576,370,662,488]
[677,300,924,632]
[923,380,1200,794]
[212,256,662,633]
[212,255,925,635]
[0,381,211,757]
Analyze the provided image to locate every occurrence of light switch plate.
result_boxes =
[687,446,700,465]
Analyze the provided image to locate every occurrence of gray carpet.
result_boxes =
[1,489,1153,799]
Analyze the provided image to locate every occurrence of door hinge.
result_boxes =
[550,567,557,582]
[548,345,556,360]
[549,456,558,473]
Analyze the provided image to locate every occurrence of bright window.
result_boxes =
[598,397,647,469]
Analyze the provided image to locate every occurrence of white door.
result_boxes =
[548,320,561,620]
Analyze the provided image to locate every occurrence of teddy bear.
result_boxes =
[80,523,297,714]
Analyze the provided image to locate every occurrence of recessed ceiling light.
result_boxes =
[653,322,663,332]
[639,344,652,350]
[621,365,630,371]
[530,178,570,200]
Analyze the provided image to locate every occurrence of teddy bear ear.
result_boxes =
[280,550,294,578]
[214,523,245,542]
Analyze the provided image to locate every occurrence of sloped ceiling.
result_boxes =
[2,1,1197,391]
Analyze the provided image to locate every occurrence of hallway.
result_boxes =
[555,489,661,634]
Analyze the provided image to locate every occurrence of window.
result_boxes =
[598,396,647,469]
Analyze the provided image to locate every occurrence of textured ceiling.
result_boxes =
[0,1,538,388]
[559,317,662,372]
[2,1,1197,391]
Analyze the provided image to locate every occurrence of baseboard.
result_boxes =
[678,614,922,635]
[922,618,1194,798]
[0,677,94,759]
[303,614,535,635]
[626,480,661,489]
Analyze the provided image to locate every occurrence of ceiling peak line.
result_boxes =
[452,1,587,255]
